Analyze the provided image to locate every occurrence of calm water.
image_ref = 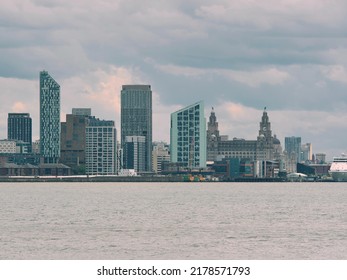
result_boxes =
[0,182,346,259]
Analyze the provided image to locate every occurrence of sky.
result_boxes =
[1,0,347,161]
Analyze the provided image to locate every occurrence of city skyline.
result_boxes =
[1,1,347,160]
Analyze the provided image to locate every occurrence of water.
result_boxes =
[0,182,346,259]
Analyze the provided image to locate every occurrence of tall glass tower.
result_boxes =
[40,70,60,163]
[7,113,32,152]
[285,136,302,163]
[170,101,206,168]
[121,85,152,172]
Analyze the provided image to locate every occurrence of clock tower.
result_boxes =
[207,107,220,161]
[257,107,274,160]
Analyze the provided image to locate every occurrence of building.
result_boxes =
[85,117,117,175]
[301,143,313,162]
[40,70,60,163]
[72,108,91,116]
[256,108,274,161]
[121,85,152,172]
[124,136,146,172]
[32,140,40,154]
[152,142,170,173]
[0,140,17,153]
[170,101,206,168]
[206,108,220,161]
[60,108,91,174]
[315,153,326,164]
[207,108,275,162]
[284,136,301,162]
[7,113,32,152]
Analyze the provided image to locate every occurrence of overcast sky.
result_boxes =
[1,0,347,160]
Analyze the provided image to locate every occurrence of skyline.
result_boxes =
[1,0,347,160]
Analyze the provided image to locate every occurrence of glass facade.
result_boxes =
[170,101,206,168]
[121,85,152,171]
[40,71,60,163]
[285,136,302,163]
[124,136,146,172]
[7,113,32,152]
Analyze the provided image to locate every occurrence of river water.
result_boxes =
[0,182,346,259]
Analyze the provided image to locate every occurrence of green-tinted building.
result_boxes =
[40,71,60,164]
[121,85,152,172]
[170,101,206,168]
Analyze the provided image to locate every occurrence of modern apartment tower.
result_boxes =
[40,71,60,163]
[85,117,117,175]
[7,113,32,152]
[121,85,152,172]
[170,101,206,168]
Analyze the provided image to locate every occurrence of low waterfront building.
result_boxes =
[0,140,17,153]
[152,142,170,173]
[206,108,276,163]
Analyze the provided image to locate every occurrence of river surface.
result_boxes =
[0,182,346,259]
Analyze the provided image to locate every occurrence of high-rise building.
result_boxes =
[124,136,146,172]
[121,85,152,171]
[301,143,313,162]
[7,113,32,152]
[60,108,91,173]
[85,117,117,175]
[40,71,60,163]
[284,136,302,163]
[170,101,206,168]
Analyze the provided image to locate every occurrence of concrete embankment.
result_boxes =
[0,176,185,183]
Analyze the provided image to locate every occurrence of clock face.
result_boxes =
[262,126,267,131]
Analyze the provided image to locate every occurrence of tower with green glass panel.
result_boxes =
[40,70,60,163]
[121,85,152,172]
[170,101,206,168]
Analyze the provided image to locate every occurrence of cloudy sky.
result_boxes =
[1,0,347,160]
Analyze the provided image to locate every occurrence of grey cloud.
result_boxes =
[1,0,347,159]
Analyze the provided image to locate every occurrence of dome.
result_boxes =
[273,134,281,145]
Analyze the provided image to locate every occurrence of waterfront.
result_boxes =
[0,182,346,259]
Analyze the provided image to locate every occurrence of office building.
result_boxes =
[85,117,117,175]
[301,143,313,162]
[72,108,91,116]
[7,113,32,152]
[121,85,152,172]
[40,70,60,163]
[60,108,91,173]
[124,136,146,172]
[284,136,302,163]
[152,142,170,173]
[170,101,206,168]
